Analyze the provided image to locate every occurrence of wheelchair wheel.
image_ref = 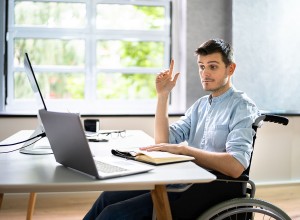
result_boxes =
[197,198,291,220]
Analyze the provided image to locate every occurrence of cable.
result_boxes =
[0,132,46,147]
[0,136,44,154]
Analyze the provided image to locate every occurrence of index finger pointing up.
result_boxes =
[169,59,174,76]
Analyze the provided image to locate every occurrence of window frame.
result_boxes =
[0,0,6,112]
[3,0,186,115]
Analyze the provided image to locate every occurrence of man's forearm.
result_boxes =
[182,146,245,178]
[154,95,170,144]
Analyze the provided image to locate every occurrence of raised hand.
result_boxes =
[155,59,180,96]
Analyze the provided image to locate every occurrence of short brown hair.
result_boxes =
[195,39,235,66]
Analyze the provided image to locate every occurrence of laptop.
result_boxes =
[38,109,153,179]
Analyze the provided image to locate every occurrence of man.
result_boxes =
[83,39,260,220]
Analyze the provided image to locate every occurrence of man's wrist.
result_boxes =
[180,145,190,155]
[157,93,169,101]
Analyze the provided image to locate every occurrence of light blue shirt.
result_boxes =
[169,87,260,169]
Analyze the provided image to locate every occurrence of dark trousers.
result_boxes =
[83,181,246,220]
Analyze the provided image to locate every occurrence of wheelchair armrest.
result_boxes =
[209,170,249,182]
[253,114,289,128]
[209,170,256,197]
[263,114,289,125]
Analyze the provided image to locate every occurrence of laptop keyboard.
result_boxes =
[95,160,128,173]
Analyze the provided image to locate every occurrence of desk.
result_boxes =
[0,130,216,220]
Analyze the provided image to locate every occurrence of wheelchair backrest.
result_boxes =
[243,114,289,177]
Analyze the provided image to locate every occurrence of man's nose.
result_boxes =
[201,68,210,76]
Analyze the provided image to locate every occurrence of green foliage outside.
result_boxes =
[97,73,156,100]
[14,72,84,99]
[96,4,165,30]
[14,39,85,66]
[14,2,85,27]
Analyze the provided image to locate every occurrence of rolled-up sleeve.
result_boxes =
[226,101,259,169]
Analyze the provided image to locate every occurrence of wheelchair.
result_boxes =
[196,114,291,220]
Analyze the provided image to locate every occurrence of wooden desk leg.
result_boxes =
[0,193,3,209]
[151,185,172,220]
[26,192,37,220]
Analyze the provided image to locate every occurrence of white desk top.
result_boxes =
[0,130,216,193]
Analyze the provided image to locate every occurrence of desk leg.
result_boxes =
[26,192,36,220]
[151,185,172,220]
[0,193,3,209]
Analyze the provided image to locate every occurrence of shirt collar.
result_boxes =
[210,87,235,104]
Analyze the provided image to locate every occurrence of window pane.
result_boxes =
[14,1,86,28]
[14,39,85,66]
[97,40,164,68]
[97,4,165,30]
[14,72,85,99]
[96,73,156,99]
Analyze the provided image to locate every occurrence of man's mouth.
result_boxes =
[202,79,214,83]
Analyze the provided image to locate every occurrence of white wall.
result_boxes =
[1,115,299,185]
[250,116,300,185]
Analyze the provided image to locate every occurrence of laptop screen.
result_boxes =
[24,52,47,111]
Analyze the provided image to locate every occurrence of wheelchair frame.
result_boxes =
[197,114,291,220]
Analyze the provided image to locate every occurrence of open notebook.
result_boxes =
[112,148,195,165]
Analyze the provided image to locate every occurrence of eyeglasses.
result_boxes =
[99,130,126,139]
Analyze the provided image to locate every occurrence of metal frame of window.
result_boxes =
[4,0,185,114]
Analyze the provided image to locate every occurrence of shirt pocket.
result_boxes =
[206,124,229,152]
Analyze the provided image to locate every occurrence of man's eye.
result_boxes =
[209,65,218,70]
[200,65,205,70]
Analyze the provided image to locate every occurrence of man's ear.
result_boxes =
[228,63,236,75]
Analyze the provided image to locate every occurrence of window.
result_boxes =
[5,0,184,114]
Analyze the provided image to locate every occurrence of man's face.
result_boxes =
[197,52,235,97]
